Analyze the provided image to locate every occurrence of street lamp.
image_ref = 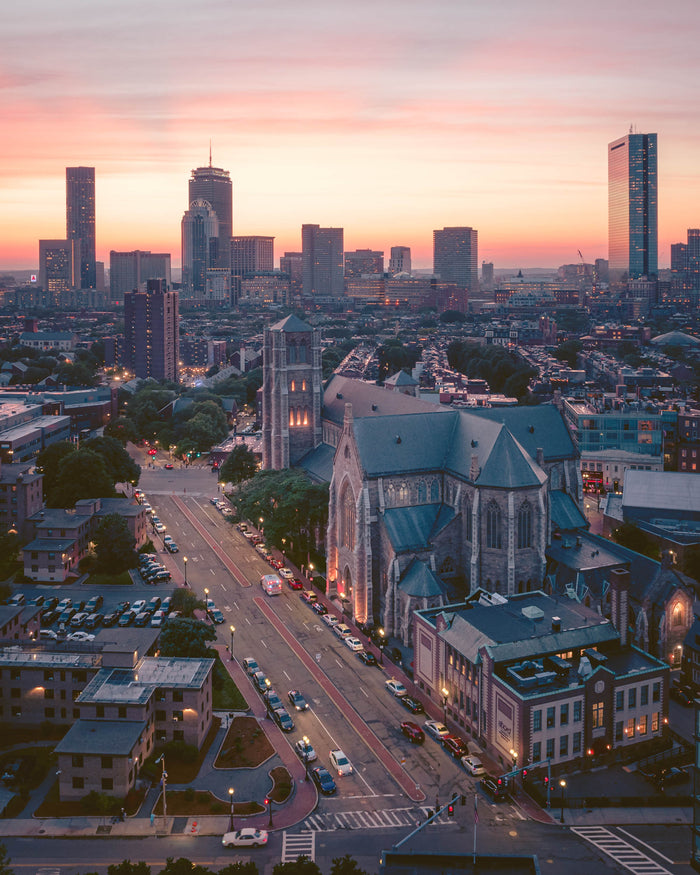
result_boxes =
[378,627,385,665]
[229,625,235,662]
[183,557,188,586]
[509,748,518,769]
[204,587,209,603]
[228,787,234,831]
[441,687,449,724]
[259,517,264,536]
[559,779,566,823]
[264,678,272,719]
[266,796,273,827]
[302,735,311,781]
[155,754,167,824]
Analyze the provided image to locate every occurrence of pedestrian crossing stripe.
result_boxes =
[302,807,453,832]
[282,831,315,862]
[571,826,673,875]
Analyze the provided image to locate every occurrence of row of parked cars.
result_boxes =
[138,554,172,584]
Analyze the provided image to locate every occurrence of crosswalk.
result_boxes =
[302,806,453,832]
[571,826,673,875]
[282,831,316,862]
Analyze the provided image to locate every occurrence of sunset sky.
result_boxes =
[2,0,700,271]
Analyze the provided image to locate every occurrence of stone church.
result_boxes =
[262,315,582,644]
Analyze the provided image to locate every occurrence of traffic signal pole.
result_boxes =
[391,795,460,851]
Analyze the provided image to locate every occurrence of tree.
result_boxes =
[104,416,140,446]
[219,445,258,486]
[272,860,322,875]
[219,863,258,875]
[330,856,369,875]
[439,310,467,323]
[84,436,141,486]
[551,340,582,369]
[0,843,13,875]
[93,513,138,573]
[169,588,204,617]
[108,863,151,875]
[158,859,212,875]
[37,441,77,498]
[48,448,115,507]
[159,618,215,658]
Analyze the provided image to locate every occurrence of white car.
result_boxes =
[322,614,339,628]
[154,522,166,533]
[150,611,165,627]
[333,623,352,639]
[294,738,317,762]
[344,636,364,652]
[385,678,408,697]
[132,600,146,613]
[329,749,353,776]
[222,828,268,848]
[279,567,294,579]
[67,631,95,642]
[461,755,485,776]
[423,719,450,741]
[39,629,58,640]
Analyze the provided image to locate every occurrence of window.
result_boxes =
[96,705,105,718]
[173,730,184,742]
[641,685,648,706]
[73,708,80,719]
[486,502,502,549]
[653,682,661,703]
[173,710,184,722]
[615,720,623,741]
[638,715,647,735]
[560,735,568,756]
[628,689,636,709]
[592,702,604,729]
[546,738,554,760]
[546,707,555,728]
[44,670,54,682]
[615,690,624,711]
[626,718,635,738]
[118,706,126,719]
[652,712,659,732]
[72,755,84,768]
[101,778,114,791]
[44,689,54,700]
[532,741,541,762]
[44,708,55,718]
[573,732,581,754]
[560,704,569,726]
[10,688,20,699]
[517,502,533,549]
[673,603,684,627]
[533,710,542,732]
[173,690,183,703]
[101,756,113,769]
[72,777,84,789]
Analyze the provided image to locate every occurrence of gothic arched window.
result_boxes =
[465,500,472,542]
[486,502,502,549]
[430,479,440,502]
[340,483,355,550]
[673,602,684,627]
[385,483,396,506]
[417,481,427,503]
[517,501,533,549]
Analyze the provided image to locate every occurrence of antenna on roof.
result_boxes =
[209,140,212,167]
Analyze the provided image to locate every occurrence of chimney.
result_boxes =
[536,447,544,467]
[470,454,480,481]
[551,616,561,633]
[609,568,630,647]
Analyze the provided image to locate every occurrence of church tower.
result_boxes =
[262,315,323,469]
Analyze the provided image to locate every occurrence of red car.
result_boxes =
[401,721,425,744]
[164,463,174,470]
[287,577,304,590]
[268,558,284,569]
[442,735,469,759]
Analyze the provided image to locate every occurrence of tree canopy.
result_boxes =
[47,448,115,508]
[159,618,215,658]
[376,339,422,383]
[219,444,258,486]
[446,340,537,399]
[93,512,138,573]
[84,436,141,486]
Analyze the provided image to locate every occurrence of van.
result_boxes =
[260,574,282,596]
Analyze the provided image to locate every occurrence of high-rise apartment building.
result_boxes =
[389,246,411,275]
[181,200,219,297]
[109,251,172,304]
[39,240,73,296]
[344,249,384,278]
[280,252,303,297]
[302,225,344,298]
[433,227,478,293]
[66,167,96,289]
[671,229,700,288]
[608,132,658,282]
[188,162,232,271]
[123,280,179,382]
[232,236,274,276]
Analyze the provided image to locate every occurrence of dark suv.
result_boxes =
[480,775,508,802]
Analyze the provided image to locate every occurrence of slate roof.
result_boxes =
[381,503,456,551]
[55,719,147,756]
[476,428,546,489]
[297,443,336,484]
[550,491,588,531]
[269,314,312,333]
[468,404,576,461]
[22,538,75,552]
[385,370,418,387]
[323,374,446,424]
[398,559,447,598]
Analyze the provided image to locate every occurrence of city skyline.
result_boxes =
[2,0,700,271]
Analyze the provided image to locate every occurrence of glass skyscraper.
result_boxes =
[189,163,232,272]
[608,132,657,282]
[66,166,96,289]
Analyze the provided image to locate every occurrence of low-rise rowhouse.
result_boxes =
[413,572,668,773]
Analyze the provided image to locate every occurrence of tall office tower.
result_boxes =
[188,161,232,271]
[301,224,344,297]
[109,250,172,304]
[123,279,179,382]
[39,240,73,295]
[481,261,494,289]
[181,200,219,297]
[433,226,478,293]
[344,249,384,278]
[232,236,274,276]
[608,132,658,282]
[66,167,96,289]
[280,252,303,296]
[389,246,411,275]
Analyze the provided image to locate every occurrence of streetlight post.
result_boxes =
[378,628,385,665]
[204,587,209,604]
[442,687,449,724]
[303,736,311,781]
[264,678,272,719]
[266,796,273,827]
[183,557,188,586]
[228,787,234,831]
[229,625,235,661]
[155,754,167,826]
[559,779,566,823]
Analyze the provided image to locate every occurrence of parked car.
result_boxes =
[209,608,225,624]
[84,613,103,630]
[58,608,76,625]
[442,735,469,759]
[102,611,119,627]
[312,602,327,616]
[322,614,339,628]
[147,597,161,613]
[462,755,485,776]
[69,612,89,629]
[134,611,151,627]
[344,636,364,652]
[333,624,352,640]
[279,567,294,579]
[154,522,166,534]
[311,766,337,795]
[288,690,309,711]
[119,610,136,627]
[8,593,25,606]
[288,577,304,590]
[273,707,295,732]
[357,650,378,667]
[480,775,508,802]
[670,684,695,706]
[330,749,353,776]
[66,631,95,643]
[165,541,179,553]
[423,720,450,741]
[400,721,425,744]
[243,657,259,675]
[222,829,268,848]
[39,629,58,641]
[300,590,317,604]
[150,611,166,628]
[85,595,104,612]
[252,671,269,693]
[41,609,59,626]
[399,695,424,714]
[385,678,408,697]
[132,600,146,613]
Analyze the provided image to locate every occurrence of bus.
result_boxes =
[260,574,283,596]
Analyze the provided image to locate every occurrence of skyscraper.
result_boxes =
[608,132,658,281]
[232,236,274,276]
[181,200,219,297]
[344,249,384,278]
[66,167,96,289]
[189,161,232,271]
[389,246,411,275]
[433,227,478,293]
[302,224,344,297]
[123,279,179,382]
[109,250,172,304]
[39,240,73,296]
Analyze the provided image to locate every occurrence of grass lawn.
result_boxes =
[142,717,221,785]
[269,766,293,803]
[34,781,147,818]
[84,570,134,586]
[212,654,248,711]
[214,716,274,769]
[153,789,264,817]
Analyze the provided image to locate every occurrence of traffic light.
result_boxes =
[264,797,269,806]
[522,768,528,779]
[447,803,454,817]
[543,776,549,787]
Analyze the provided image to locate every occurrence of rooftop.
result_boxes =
[55,719,147,757]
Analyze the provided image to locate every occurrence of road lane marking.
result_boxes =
[617,829,675,865]
[360,688,369,697]
[260,639,268,648]
[283,670,291,680]
[220,584,227,591]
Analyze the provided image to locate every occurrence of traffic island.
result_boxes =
[214,716,274,769]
